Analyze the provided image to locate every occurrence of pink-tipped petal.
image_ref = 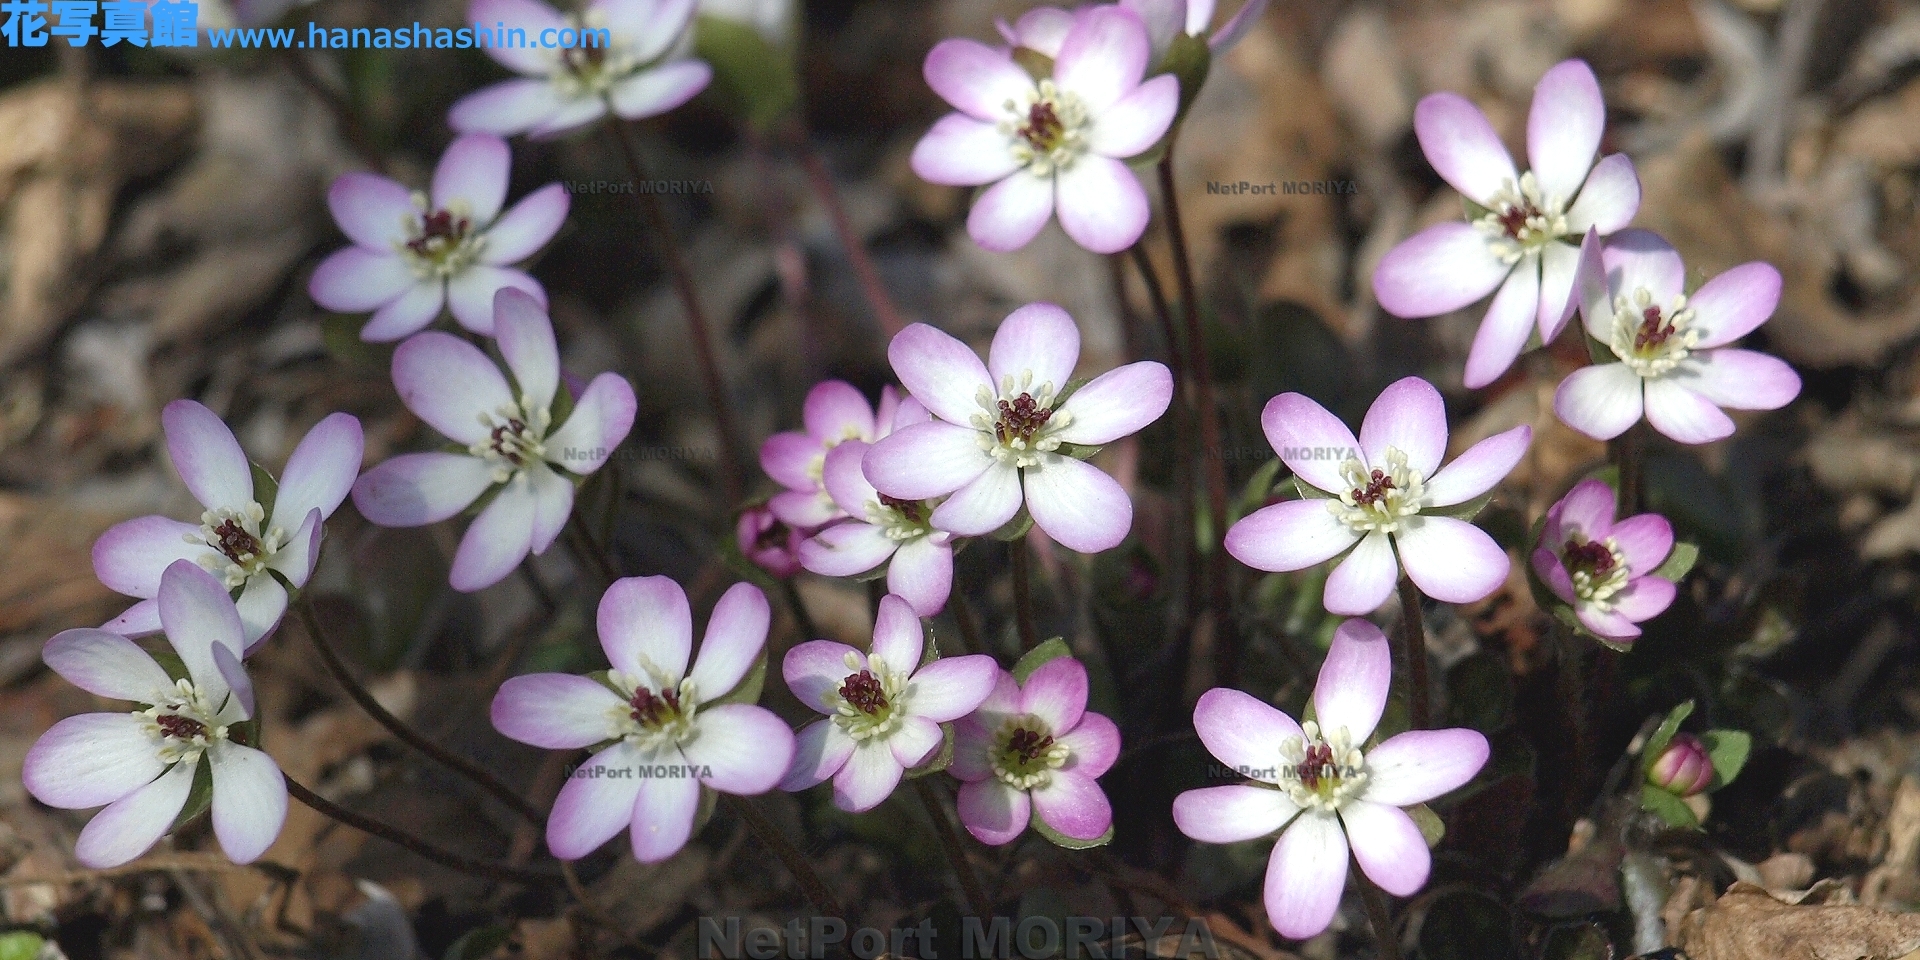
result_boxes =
[525,97,610,139]
[928,461,1023,535]
[545,742,646,860]
[869,593,925,672]
[1463,255,1542,389]
[1224,500,1358,572]
[1688,263,1782,348]
[447,266,543,336]
[924,37,1038,119]
[781,719,857,790]
[449,79,572,136]
[1396,516,1509,605]
[72,760,195,869]
[603,0,697,61]
[392,333,513,445]
[1364,728,1489,805]
[481,184,569,264]
[990,303,1081,396]
[448,481,538,592]
[1371,225,1512,320]
[968,171,1057,253]
[833,740,904,812]
[690,583,769,697]
[608,60,712,120]
[327,173,413,249]
[232,574,290,650]
[887,536,954,617]
[1554,363,1644,441]
[1173,784,1297,843]
[163,400,252,510]
[1054,6,1150,113]
[1032,770,1112,840]
[1262,392,1362,493]
[1360,377,1449,478]
[1120,0,1182,55]
[1676,349,1800,411]
[761,431,821,491]
[686,704,794,795]
[545,373,639,476]
[1565,153,1640,235]
[803,380,877,444]
[1609,514,1674,576]
[209,743,287,863]
[492,673,623,748]
[1413,92,1517,206]
[1536,241,1582,343]
[1548,479,1619,543]
[469,0,568,71]
[912,114,1023,186]
[1611,576,1677,622]
[492,288,559,411]
[1020,656,1088,734]
[432,134,510,223]
[1056,154,1151,254]
[1053,361,1173,445]
[92,516,203,598]
[271,414,363,533]
[1314,619,1393,745]
[43,629,174,702]
[24,714,166,809]
[1578,232,1610,340]
[599,576,693,682]
[958,778,1032,845]
[1010,5,1076,56]
[350,453,495,527]
[887,324,994,426]
[1643,378,1735,445]
[1603,229,1685,306]
[821,440,878,515]
[1024,455,1133,553]
[101,599,163,637]
[1534,547,1579,606]
[1576,604,1642,641]
[1341,800,1430,897]
[1085,73,1179,158]
[309,248,416,312]
[890,714,946,768]
[1424,425,1531,507]
[1525,60,1603,204]
[908,654,1001,722]
[1060,711,1121,778]
[1264,813,1349,941]
[1323,531,1398,615]
[798,523,897,578]
[157,561,244,700]
[359,282,446,342]
[784,640,862,714]
[1193,687,1302,782]
[1207,0,1267,51]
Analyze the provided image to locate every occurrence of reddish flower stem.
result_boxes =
[788,129,907,339]
[1010,534,1038,651]
[283,774,557,885]
[1396,574,1431,730]
[913,778,993,919]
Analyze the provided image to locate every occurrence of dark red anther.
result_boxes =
[1008,728,1056,764]
[629,687,682,727]
[488,418,528,463]
[1563,537,1617,576]
[1295,742,1336,790]
[839,670,889,715]
[1495,204,1532,239]
[1634,306,1675,351]
[156,713,207,740]
[879,494,924,524]
[212,519,262,563]
[993,393,1054,446]
[1018,102,1064,152]
[1350,468,1396,507]
[406,209,470,256]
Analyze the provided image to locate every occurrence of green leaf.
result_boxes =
[1639,782,1699,829]
[991,507,1035,542]
[1054,441,1105,460]
[1650,541,1699,583]
[1012,637,1073,684]
[1701,729,1751,791]
[249,462,279,523]
[710,651,768,707]
[1237,456,1285,520]
[903,724,954,779]
[1424,489,1494,521]
[0,932,45,960]
[1642,700,1695,776]
[1291,476,1335,500]
[442,924,512,960]
[171,758,215,831]
[693,14,799,131]
[1031,815,1114,850]
[1408,803,1446,848]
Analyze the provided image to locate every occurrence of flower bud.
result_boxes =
[1647,733,1713,797]
[737,506,802,578]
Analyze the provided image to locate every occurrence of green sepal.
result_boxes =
[903,723,955,779]
[693,14,800,132]
[1424,490,1494,521]
[1408,803,1446,848]
[1702,729,1751,791]
[1053,376,1092,408]
[1031,816,1114,850]
[1583,330,1615,367]
[991,506,1035,542]
[1463,198,1493,221]
[1054,442,1105,460]
[1162,32,1211,126]
[1639,782,1700,829]
[1012,47,1054,81]
[1292,476,1335,500]
[1650,541,1699,583]
[320,313,397,371]
[919,625,942,670]
[170,758,215,831]
[710,650,769,707]
[1237,456,1285,519]
[1012,637,1073,683]
[441,924,512,960]
[548,375,577,436]
[693,782,720,835]
[149,648,191,685]
[249,462,280,524]
[0,932,46,960]
[1641,700,1695,775]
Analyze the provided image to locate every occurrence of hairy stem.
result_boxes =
[1010,535,1038,651]
[781,579,822,642]
[1396,574,1431,730]
[912,778,992,918]
[565,511,621,590]
[948,589,984,656]
[720,794,845,918]
[283,774,557,885]
[279,50,385,174]
[1612,420,1646,516]
[295,598,545,825]
[1353,862,1405,960]
[790,132,906,338]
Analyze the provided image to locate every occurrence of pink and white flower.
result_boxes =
[1225,377,1530,615]
[1555,229,1801,444]
[737,505,803,578]
[92,401,362,648]
[25,560,288,869]
[780,594,998,812]
[492,577,794,862]
[351,289,637,593]
[1173,619,1489,940]
[951,656,1120,845]
[1372,59,1642,388]
[1647,733,1712,797]
[759,381,902,529]
[1118,0,1271,60]
[309,133,567,341]
[1531,479,1677,645]
[797,439,955,617]
[863,304,1173,554]
[449,0,712,138]
[912,6,1179,254]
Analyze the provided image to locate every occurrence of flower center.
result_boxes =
[1277,720,1368,812]
[830,652,909,741]
[999,80,1089,177]
[548,10,643,98]
[1472,172,1569,264]
[138,678,230,766]
[468,396,553,484]
[1326,447,1427,535]
[970,373,1074,469]
[607,668,700,748]
[399,193,485,278]
[866,494,934,542]
[1609,287,1699,378]
[990,717,1069,791]
[1562,534,1630,610]
[185,502,286,589]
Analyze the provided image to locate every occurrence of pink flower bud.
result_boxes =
[1648,733,1713,796]
[738,506,801,578]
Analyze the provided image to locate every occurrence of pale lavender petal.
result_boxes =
[1582,230,1618,335]
[1053,360,1173,445]
[546,742,646,859]
[1611,576,1676,621]
[968,171,1056,253]
[1173,784,1297,843]
[1056,154,1150,254]
[1020,656,1088,735]
[1264,813,1349,941]
[392,332,513,445]
[1120,0,1181,54]
[1554,363,1644,441]
[989,302,1081,396]
[1688,263,1782,348]
[1313,618,1392,745]
[799,523,897,578]
[1060,711,1120,778]
[1193,687,1301,782]
[163,400,252,510]
[1414,92,1517,205]
[1364,728,1489,805]
[821,441,877,516]
[869,593,925,672]
[432,133,510,223]
[43,629,173,702]
[689,583,769,697]
[1424,425,1531,507]
[953,719,995,782]
[1525,60,1603,204]
[1603,229,1685,306]
[92,516,202,598]
[1609,514,1673,576]
[1564,153,1640,235]
[1548,479,1618,543]
[887,323,994,426]
[327,173,413,249]
[1462,254,1541,389]
[923,38,1037,120]
[1188,0,1217,34]
[232,573,290,650]
[448,481,538,592]
[783,640,862,714]
[449,79,571,136]
[469,0,567,72]
[1643,378,1735,444]
[309,248,416,312]
[928,461,1022,536]
[1576,604,1641,641]
[1536,241,1582,343]
[760,431,820,491]
[781,719,856,790]
[23,714,166,809]
[531,470,578,558]
[599,575,693,681]
[1675,349,1800,411]
[603,0,697,62]
[491,673,624,748]
[480,184,570,265]
[973,669,1023,724]
[1323,531,1398,615]
[1054,6,1150,114]
[350,453,495,527]
[1396,516,1509,604]
[270,413,363,532]
[526,97,610,139]
[485,289,558,412]
[1225,500,1356,573]
[958,779,1031,845]
[102,599,163,637]
[608,60,713,120]
[1341,800,1430,897]
[889,715,945,768]
[208,743,287,863]
[1533,548,1578,606]
[1085,74,1178,158]
[1024,455,1132,553]
[1262,392,1362,493]
[359,282,446,342]
[1208,0,1268,51]
[1360,377,1448,478]
[1032,770,1112,840]
[907,654,1000,722]
[1372,223,1511,319]
[887,536,954,617]
[545,373,640,476]
[157,561,243,701]
[833,740,904,812]
[911,114,1022,186]
[685,704,794,794]
[1010,5,1075,56]
[447,265,543,336]
[804,380,876,443]
[73,760,195,869]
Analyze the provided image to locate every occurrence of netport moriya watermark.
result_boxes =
[1205,179,1358,195]
[698,916,1221,960]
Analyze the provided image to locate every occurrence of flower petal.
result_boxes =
[686,704,795,795]
[43,629,174,702]
[163,400,252,510]
[1547,478,1619,543]
[271,414,364,533]
[907,654,1000,722]
[546,742,647,859]
[233,572,290,650]
[781,719,857,790]
[1264,812,1349,941]
[1056,154,1151,254]
[309,248,416,312]
[990,302,1081,397]
[833,740,904,812]
[1611,575,1676,622]
[958,778,1031,846]
[1537,241,1582,343]
[1262,392,1361,493]
[1360,377,1448,478]
[1020,656,1088,735]
[1424,424,1531,507]
[1396,516,1509,605]
[1208,0,1268,51]
[599,576,693,682]
[448,481,539,592]
[608,60,712,120]
[392,332,513,445]
[1674,349,1800,411]
[1688,263,1782,348]
[1314,618,1392,745]
[209,743,287,863]
[1193,687,1301,783]
[1609,514,1673,576]
[157,560,243,701]
[783,640,862,714]
[691,583,770,698]
[1341,800,1430,897]
[491,288,559,412]
[1413,92,1517,205]
[327,172,413,250]
[350,453,495,527]
[761,431,822,491]
[1324,530,1398,615]
[924,37,1037,121]
[1525,59,1603,204]
[1054,6,1150,114]
[24,713,167,809]
[1054,360,1173,445]
[544,373,639,476]
[526,97,610,139]
[869,593,925,673]
[889,714,946,768]
[912,114,1023,186]
[888,536,955,617]
[865,419,996,501]
[1643,378,1735,445]
[1603,229,1684,305]
[1553,363,1644,441]
[1371,223,1511,319]
[73,760,195,868]
[359,281,446,342]
[1085,74,1178,159]
[101,599,163,637]
[968,170,1056,253]
[492,673,624,748]
[1173,784,1297,843]
[929,460,1023,536]
[1032,769,1112,840]
[1564,153,1640,235]
[449,79,572,136]
[1225,500,1359,572]
[92,516,203,599]
[887,323,994,426]
[470,0,568,71]
[447,266,544,336]
[432,133,510,224]
[480,184,570,265]
[1463,253,1541,389]
[603,0,697,62]
[799,522,897,578]
[1364,728,1489,805]
[1060,711,1121,778]
[1024,454,1133,553]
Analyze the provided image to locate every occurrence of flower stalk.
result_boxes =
[721,794,846,918]
[1395,574,1430,730]
[283,774,556,886]
[1011,535,1038,651]
[1354,862,1405,960]
[913,778,994,919]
